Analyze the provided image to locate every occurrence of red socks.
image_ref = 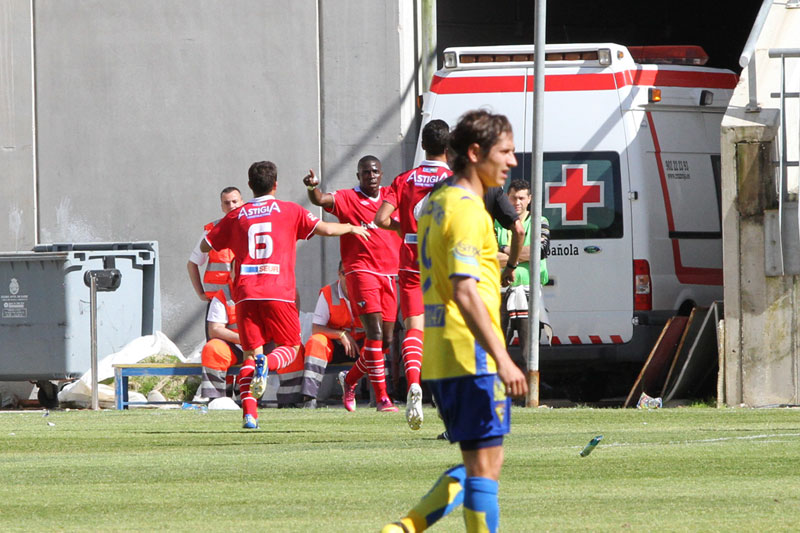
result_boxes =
[238,359,257,418]
[402,328,424,389]
[346,338,389,399]
[267,346,298,371]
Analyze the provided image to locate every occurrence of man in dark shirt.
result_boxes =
[434,178,525,286]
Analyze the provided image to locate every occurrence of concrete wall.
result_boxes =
[721,3,800,406]
[1,0,35,252]
[1,0,420,356]
[316,0,419,287]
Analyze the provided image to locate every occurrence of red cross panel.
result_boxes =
[545,164,605,226]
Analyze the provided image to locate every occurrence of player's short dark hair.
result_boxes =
[507,179,530,194]
[421,119,450,156]
[248,161,278,196]
[220,186,241,198]
[448,110,513,174]
[357,155,381,169]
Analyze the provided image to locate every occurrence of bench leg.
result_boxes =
[114,368,129,410]
[115,368,123,410]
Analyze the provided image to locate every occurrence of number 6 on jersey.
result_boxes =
[248,222,273,259]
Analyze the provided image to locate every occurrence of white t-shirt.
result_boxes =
[188,234,209,266]
[205,296,241,350]
[312,281,351,326]
[206,296,228,324]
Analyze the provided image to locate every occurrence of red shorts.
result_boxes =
[344,271,397,323]
[398,269,424,319]
[235,300,301,350]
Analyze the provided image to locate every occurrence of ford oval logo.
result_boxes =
[584,245,601,254]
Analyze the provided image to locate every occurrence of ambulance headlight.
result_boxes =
[444,51,457,69]
[597,48,612,66]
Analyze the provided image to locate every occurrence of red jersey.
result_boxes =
[205,195,320,303]
[384,160,452,272]
[326,186,400,276]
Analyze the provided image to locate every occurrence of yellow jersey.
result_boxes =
[418,183,504,379]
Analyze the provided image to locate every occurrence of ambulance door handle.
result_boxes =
[544,278,554,286]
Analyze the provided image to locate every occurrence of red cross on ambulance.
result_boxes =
[545,164,604,226]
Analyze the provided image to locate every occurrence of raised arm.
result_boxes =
[303,169,335,210]
[313,220,370,240]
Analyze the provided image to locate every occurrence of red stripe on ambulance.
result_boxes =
[431,69,737,95]
[430,75,524,94]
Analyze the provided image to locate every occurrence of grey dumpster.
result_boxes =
[0,242,161,381]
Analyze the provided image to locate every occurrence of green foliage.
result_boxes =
[125,354,200,401]
[1,407,800,531]
[687,397,718,408]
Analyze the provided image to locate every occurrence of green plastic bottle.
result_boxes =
[580,435,603,457]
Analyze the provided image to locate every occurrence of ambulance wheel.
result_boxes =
[677,301,696,317]
[36,380,60,409]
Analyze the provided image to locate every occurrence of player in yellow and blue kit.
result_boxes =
[382,110,527,533]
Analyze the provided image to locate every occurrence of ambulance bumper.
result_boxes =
[538,311,671,367]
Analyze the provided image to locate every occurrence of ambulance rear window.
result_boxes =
[511,151,623,239]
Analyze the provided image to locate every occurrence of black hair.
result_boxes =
[247,161,278,196]
[220,186,241,198]
[421,119,450,156]
[507,179,530,194]
[357,155,381,169]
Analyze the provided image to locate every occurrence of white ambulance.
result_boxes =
[415,43,736,397]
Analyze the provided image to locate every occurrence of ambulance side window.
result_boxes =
[510,151,623,240]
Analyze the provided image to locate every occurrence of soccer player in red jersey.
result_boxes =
[303,156,402,412]
[202,161,369,429]
[374,119,451,430]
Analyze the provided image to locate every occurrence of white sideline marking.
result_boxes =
[573,432,800,451]
[684,432,800,444]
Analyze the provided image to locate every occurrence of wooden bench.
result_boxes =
[113,363,241,410]
[113,361,356,410]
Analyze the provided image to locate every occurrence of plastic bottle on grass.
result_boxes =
[580,435,603,457]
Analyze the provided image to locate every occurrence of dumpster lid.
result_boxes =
[32,242,157,253]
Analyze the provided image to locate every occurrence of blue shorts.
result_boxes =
[427,373,511,446]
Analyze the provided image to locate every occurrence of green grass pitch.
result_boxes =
[2,406,800,531]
